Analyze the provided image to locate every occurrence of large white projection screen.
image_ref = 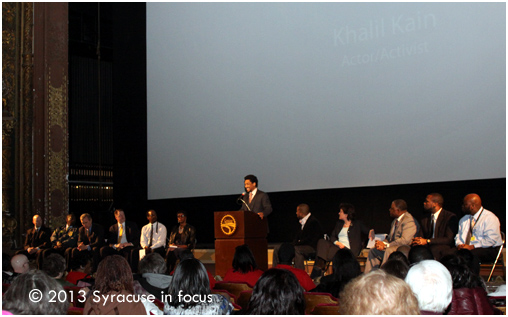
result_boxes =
[147,3,505,200]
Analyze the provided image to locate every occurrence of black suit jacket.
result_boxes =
[240,190,272,217]
[77,223,105,249]
[418,209,458,246]
[330,219,370,256]
[293,214,324,249]
[107,221,140,248]
[24,226,52,250]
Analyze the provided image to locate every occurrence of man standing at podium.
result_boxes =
[240,174,272,220]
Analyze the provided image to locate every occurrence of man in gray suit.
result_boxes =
[365,199,419,273]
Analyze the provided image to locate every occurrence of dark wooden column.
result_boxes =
[32,3,69,232]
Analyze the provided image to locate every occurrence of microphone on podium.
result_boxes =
[236,192,251,211]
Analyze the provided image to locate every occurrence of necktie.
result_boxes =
[429,216,435,239]
[465,216,474,245]
[86,228,90,241]
[118,224,124,244]
[148,224,153,248]
[249,192,253,203]
[390,220,399,241]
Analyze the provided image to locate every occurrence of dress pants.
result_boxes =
[365,245,398,273]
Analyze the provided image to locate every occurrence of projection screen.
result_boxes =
[147,2,505,200]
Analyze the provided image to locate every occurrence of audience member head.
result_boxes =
[440,254,482,289]
[232,244,258,274]
[339,269,419,315]
[2,270,69,314]
[245,268,305,315]
[396,245,411,259]
[95,255,134,294]
[408,245,434,264]
[330,248,361,291]
[388,250,410,266]
[405,260,453,313]
[456,249,481,276]
[42,253,67,279]
[3,253,13,272]
[166,258,210,309]
[178,249,195,262]
[11,254,30,274]
[138,253,167,275]
[69,254,92,273]
[338,203,356,221]
[381,259,409,280]
[278,243,296,265]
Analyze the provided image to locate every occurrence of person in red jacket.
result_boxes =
[274,243,315,291]
[222,244,264,287]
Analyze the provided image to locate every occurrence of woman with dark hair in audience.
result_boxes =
[84,255,159,315]
[381,258,409,280]
[65,254,93,285]
[387,250,410,266]
[310,248,361,298]
[164,258,233,315]
[3,270,69,314]
[42,253,75,287]
[441,254,500,315]
[240,268,305,315]
[222,244,264,287]
[310,203,371,279]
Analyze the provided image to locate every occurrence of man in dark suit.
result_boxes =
[18,215,52,268]
[240,174,272,219]
[100,208,140,272]
[71,213,104,272]
[412,193,458,260]
[272,204,324,270]
[365,199,419,273]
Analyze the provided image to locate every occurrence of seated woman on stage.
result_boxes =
[166,210,196,273]
[310,248,361,298]
[239,268,306,315]
[164,258,233,315]
[222,244,264,287]
[310,203,372,280]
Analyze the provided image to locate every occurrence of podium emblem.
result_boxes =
[220,215,237,235]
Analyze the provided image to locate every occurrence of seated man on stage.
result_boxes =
[454,193,502,263]
[166,210,196,272]
[272,204,323,270]
[17,215,52,269]
[140,209,167,258]
[72,213,104,272]
[100,208,140,272]
[412,193,458,260]
[365,199,419,273]
[42,213,79,270]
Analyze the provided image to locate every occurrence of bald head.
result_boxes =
[462,193,482,215]
[11,254,30,274]
[33,215,42,228]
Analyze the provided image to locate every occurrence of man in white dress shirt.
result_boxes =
[140,210,167,258]
[455,193,502,263]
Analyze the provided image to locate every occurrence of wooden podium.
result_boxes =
[214,210,268,277]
